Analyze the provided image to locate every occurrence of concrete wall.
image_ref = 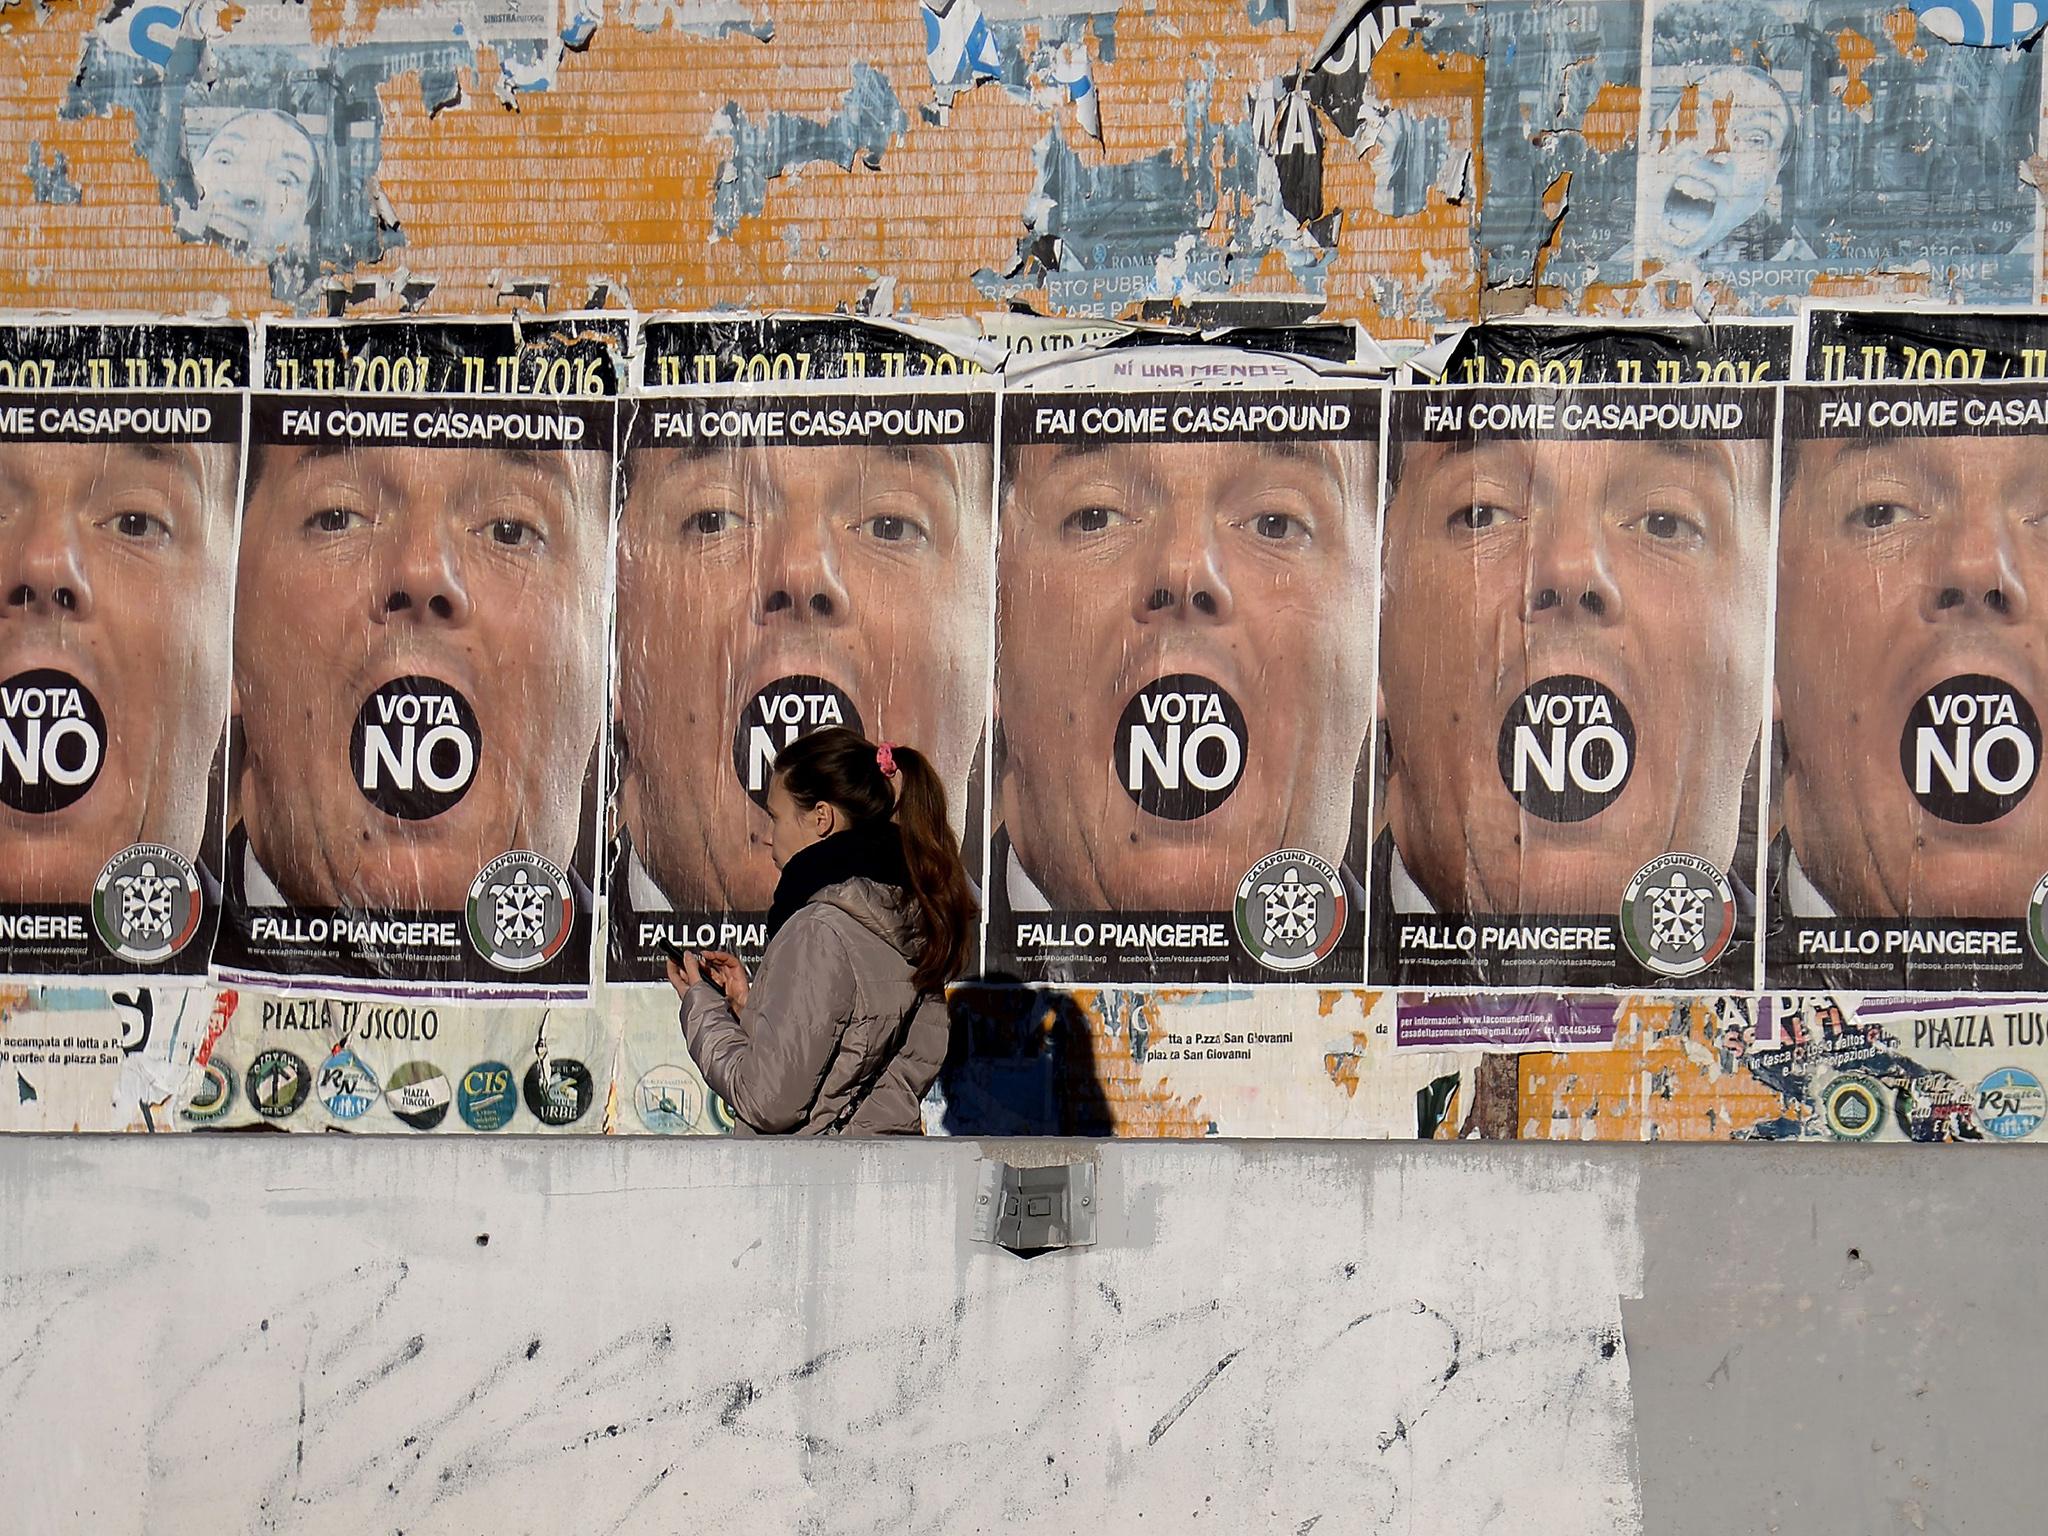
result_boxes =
[0,1135,2030,1533]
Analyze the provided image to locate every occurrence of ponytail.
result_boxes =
[885,744,978,991]
[772,727,977,992]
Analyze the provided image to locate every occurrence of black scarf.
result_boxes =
[765,818,912,942]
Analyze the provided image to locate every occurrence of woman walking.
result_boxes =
[667,728,975,1135]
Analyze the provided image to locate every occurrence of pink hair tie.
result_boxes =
[876,741,898,778]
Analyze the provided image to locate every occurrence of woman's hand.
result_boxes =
[665,951,705,999]
[701,950,750,1011]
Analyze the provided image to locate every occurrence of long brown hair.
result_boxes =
[772,727,976,991]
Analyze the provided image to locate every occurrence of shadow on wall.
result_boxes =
[937,980,1111,1136]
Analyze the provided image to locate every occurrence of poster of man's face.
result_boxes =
[1777,400,2048,921]
[995,407,1378,917]
[234,439,611,913]
[615,411,993,916]
[1378,401,1772,921]
[0,435,239,903]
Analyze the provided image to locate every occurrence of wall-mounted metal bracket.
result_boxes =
[972,1159,1096,1257]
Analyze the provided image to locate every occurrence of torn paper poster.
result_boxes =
[711,63,908,237]
[1911,0,2048,46]
[932,987,1481,1138]
[1250,73,1325,234]
[922,0,1002,100]
[65,33,436,300]
[1430,0,1643,296]
[0,985,203,1133]
[1304,0,1422,141]
[1047,36,1099,140]
[611,984,726,1135]
[25,143,82,205]
[622,0,773,39]
[1635,0,2044,305]
[1429,316,1795,384]
[944,10,1114,138]
[977,74,1331,316]
[1370,109,1451,220]
[62,0,575,302]
[1732,996,2048,1142]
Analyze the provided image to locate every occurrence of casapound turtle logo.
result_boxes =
[465,851,573,972]
[1233,849,1346,973]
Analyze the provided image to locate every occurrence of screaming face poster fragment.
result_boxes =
[62,0,565,303]
[1770,382,2048,992]
[1634,0,2044,303]
[1369,386,1775,990]
[607,368,995,979]
[212,318,616,998]
[0,320,248,983]
[1438,0,1645,295]
[988,364,1382,984]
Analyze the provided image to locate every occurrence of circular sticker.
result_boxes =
[1976,1066,2046,1140]
[706,1091,738,1135]
[316,1048,380,1121]
[457,1061,518,1132]
[732,675,863,807]
[465,851,574,972]
[523,1057,594,1127]
[349,676,481,821]
[1113,674,1247,821]
[1900,674,2039,825]
[1823,1074,1887,1141]
[2029,873,2048,965]
[247,1048,311,1120]
[91,844,204,963]
[181,1058,236,1124]
[0,668,106,814]
[1619,853,1736,977]
[1233,849,1347,972]
[635,1065,701,1133]
[383,1060,451,1131]
[1497,675,1634,824]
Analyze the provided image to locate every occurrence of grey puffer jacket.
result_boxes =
[678,877,949,1135]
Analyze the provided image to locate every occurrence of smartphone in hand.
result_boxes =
[658,937,693,969]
